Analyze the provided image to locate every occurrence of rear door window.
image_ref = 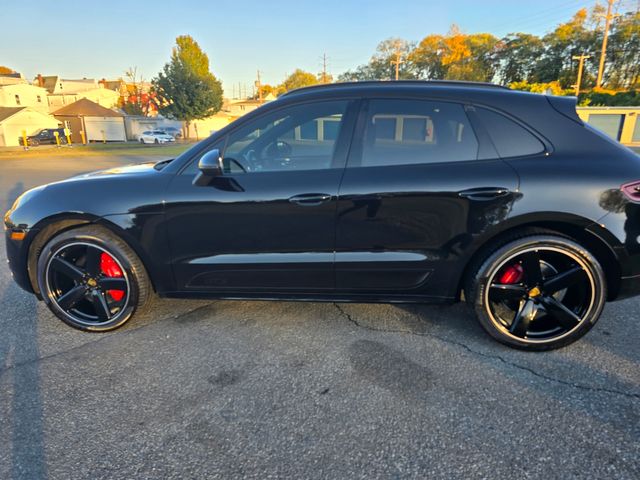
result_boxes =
[353,99,479,167]
[475,107,545,158]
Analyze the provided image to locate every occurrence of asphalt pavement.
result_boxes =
[0,154,638,479]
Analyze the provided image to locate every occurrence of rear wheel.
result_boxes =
[37,226,151,331]
[466,233,607,350]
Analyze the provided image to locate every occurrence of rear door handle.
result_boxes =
[288,193,332,206]
[458,187,511,201]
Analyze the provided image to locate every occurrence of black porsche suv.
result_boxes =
[5,81,640,350]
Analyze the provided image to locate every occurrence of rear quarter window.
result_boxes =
[475,107,545,158]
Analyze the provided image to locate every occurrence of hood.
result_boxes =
[68,161,159,180]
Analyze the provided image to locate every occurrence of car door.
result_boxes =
[164,99,358,293]
[335,98,520,299]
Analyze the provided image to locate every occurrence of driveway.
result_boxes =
[0,155,638,479]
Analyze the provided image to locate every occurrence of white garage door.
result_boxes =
[84,117,126,142]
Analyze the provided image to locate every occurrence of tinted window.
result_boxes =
[356,99,479,167]
[475,107,545,158]
[222,101,349,173]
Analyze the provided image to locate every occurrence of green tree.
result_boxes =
[278,69,318,93]
[339,38,416,81]
[606,12,640,89]
[153,35,223,137]
[532,8,599,88]
[494,33,544,84]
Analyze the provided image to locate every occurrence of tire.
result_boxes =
[154,138,159,144]
[465,232,607,350]
[139,138,145,144]
[31,139,39,146]
[36,226,152,332]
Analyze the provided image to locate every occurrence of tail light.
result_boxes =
[621,181,640,202]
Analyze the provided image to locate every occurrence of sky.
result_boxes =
[0,0,613,96]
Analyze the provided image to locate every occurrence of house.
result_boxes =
[0,83,50,113]
[0,107,60,146]
[223,98,265,116]
[53,98,126,143]
[34,75,120,111]
[0,72,28,86]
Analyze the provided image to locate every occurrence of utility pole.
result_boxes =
[255,70,263,103]
[596,0,617,88]
[572,54,591,95]
[320,53,329,83]
[390,41,405,81]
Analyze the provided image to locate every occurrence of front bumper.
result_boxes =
[4,228,36,294]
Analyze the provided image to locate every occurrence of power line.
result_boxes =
[485,0,593,32]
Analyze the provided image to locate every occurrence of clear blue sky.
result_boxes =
[1,0,602,95]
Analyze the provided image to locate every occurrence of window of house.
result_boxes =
[474,107,545,158]
[37,95,42,103]
[354,99,479,167]
[14,94,20,105]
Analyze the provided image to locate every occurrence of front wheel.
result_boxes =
[37,226,152,331]
[466,233,607,350]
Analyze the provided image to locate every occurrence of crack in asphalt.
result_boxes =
[0,303,213,378]
[332,303,640,401]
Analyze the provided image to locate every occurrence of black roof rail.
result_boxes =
[281,80,510,97]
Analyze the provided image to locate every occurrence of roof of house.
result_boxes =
[52,98,123,117]
[40,76,58,93]
[0,106,26,122]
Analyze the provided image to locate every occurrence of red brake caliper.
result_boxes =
[499,263,524,284]
[100,252,125,301]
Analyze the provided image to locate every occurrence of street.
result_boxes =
[0,153,638,479]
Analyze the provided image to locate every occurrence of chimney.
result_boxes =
[36,74,44,87]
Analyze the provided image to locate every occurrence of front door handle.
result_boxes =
[458,187,512,201]
[288,193,332,206]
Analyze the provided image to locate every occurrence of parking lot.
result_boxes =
[0,151,638,479]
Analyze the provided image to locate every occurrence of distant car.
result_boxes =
[158,127,183,139]
[138,130,175,144]
[23,128,67,146]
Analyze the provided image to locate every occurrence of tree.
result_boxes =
[153,35,223,137]
[122,67,146,116]
[278,69,318,93]
[532,8,599,88]
[494,33,544,84]
[339,38,416,81]
[409,34,446,79]
[606,12,640,89]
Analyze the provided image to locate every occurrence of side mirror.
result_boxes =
[198,149,223,177]
[194,149,224,186]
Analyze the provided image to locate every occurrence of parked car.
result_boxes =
[23,128,67,146]
[158,126,183,139]
[5,81,640,350]
[138,130,175,144]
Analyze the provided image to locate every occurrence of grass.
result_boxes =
[0,141,195,159]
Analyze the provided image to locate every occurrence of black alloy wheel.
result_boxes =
[37,226,151,331]
[468,233,607,350]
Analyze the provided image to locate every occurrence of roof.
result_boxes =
[53,98,123,117]
[281,80,511,98]
[0,106,26,122]
[40,76,58,93]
